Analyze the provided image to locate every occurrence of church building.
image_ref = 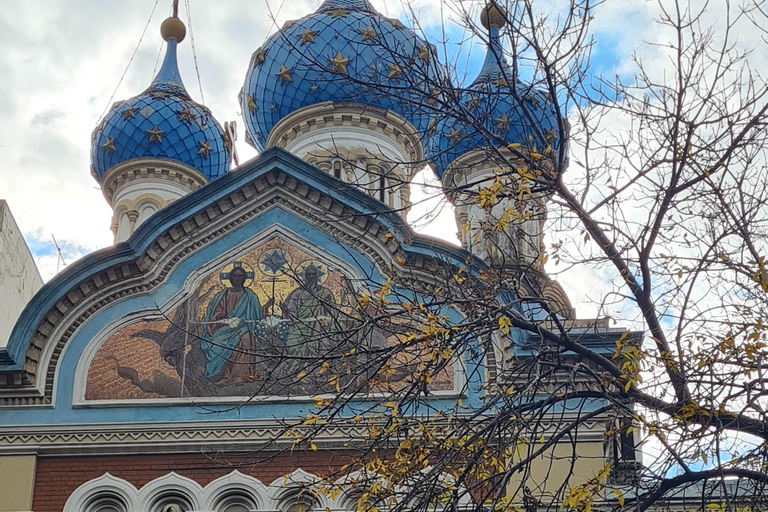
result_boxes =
[0,2,643,511]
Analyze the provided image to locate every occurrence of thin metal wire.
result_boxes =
[184,0,205,104]
[98,0,162,123]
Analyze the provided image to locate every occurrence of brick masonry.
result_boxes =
[32,450,357,512]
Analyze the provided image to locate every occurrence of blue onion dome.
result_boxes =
[429,6,562,179]
[241,0,443,151]
[91,17,230,183]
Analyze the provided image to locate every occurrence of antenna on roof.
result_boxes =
[51,234,66,274]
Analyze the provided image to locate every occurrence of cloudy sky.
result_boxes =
[0,0,655,316]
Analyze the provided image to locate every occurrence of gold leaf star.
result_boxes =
[246,94,258,114]
[493,77,509,89]
[448,127,462,145]
[177,105,196,123]
[198,139,212,158]
[495,113,510,131]
[546,127,557,142]
[466,95,481,110]
[146,125,165,143]
[329,52,350,74]
[310,84,319,93]
[428,118,437,136]
[102,136,116,154]
[275,64,294,84]
[358,26,377,42]
[418,45,431,63]
[428,89,440,106]
[387,63,402,79]
[329,7,349,18]
[122,106,137,120]
[150,91,168,100]
[298,27,319,45]
[271,103,278,111]
[253,48,267,67]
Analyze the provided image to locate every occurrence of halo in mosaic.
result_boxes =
[241,0,443,151]
[429,26,562,178]
[91,39,230,182]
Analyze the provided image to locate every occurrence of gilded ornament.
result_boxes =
[102,136,117,154]
[177,105,196,123]
[246,94,258,114]
[198,139,213,157]
[358,26,377,42]
[417,45,431,63]
[146,125,165,143]
[253,48,267,67]
[494,113,510,131]
[329,7,349,18]
[492,77,509,88]
[121,106,137,120]
[386,63,403,79]
[298,28,319,45]
[448,127,462,145]
[275,64,294,84]
[329,52,350,74]
[150,91,169,100]
[466,95,481,110]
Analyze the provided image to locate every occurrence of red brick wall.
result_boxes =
[32,450,356,512]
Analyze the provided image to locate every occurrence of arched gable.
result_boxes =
[0,148,500,432]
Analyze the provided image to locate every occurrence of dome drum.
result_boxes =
[265,101,421,213]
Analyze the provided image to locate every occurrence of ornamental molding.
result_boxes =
[267,102,424,165]
[101,158,209,206]
[441,147,555,204]
[0,158,471,405]
[0,416,606,456]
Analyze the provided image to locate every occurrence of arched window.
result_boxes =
[84,495,128,512]
[333,160,343,180]
[213,491,258,512]
[151,493,194,512]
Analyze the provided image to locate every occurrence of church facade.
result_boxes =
[0,2,652,511]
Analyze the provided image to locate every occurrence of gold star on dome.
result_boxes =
[146,125,165,143]
[447,127,462,145]
[271,103,278,111]
[298,27,319,45]
[329,7,349,18]
[122,106,137,120]
[546,126,557,142]
[310,84,319,93]
[102,136,116,154]
[418,45,431,63]
[358,26,377,42]
[253,48,267,67]
[428,118,437,136]
[150,91,169,100]
[246,94,258,114]
[275,64,294,84]
[198,139,213,158]
[493,77,509,89]
[329,52,350,74]
[495,113,511,132]
[466,95,481,110]
[177,105,196,123]
[428,88,440,106]
[386,63,403,80]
